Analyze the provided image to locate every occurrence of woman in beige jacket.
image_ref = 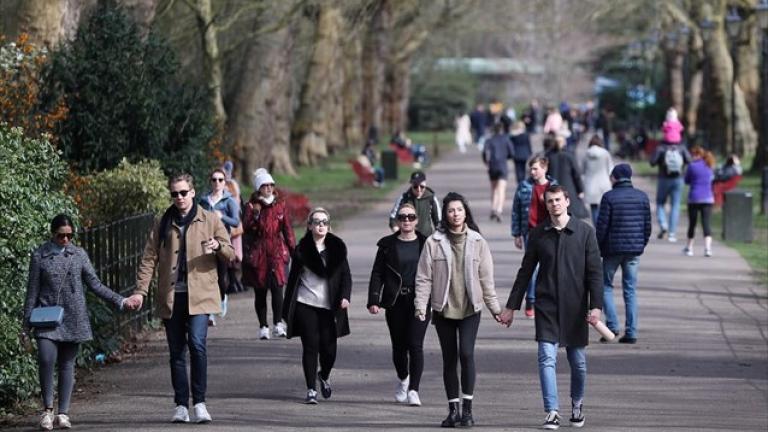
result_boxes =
[415,192,502,428]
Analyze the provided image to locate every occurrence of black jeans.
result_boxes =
[433,312,481,399]
[253,273,284,327]
[294,302,337,390]
[384,293,430,391]
[687,203,712,238]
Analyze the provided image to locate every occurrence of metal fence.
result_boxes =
[78,213,155,335]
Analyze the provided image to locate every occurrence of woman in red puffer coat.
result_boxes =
[243,168,296,340]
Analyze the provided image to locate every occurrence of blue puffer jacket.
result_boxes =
[595,179,651,257]
[510,175,557,238]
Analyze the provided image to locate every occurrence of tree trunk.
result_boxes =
[15,0,87,47]
[118,0,158,37]
[736,10,760,133]
[361,3,389,143]
[342,36,364,149]
[227,24,297,181]
[666,48,685,116]
[189,0,227,124]
[291,3,344,166]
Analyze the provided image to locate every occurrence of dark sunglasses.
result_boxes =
[170,190,190,198]
[55,232,74,240]
[311,219,329,227]
[397,214,417,222]
[412,184,426,190]
[210,177,226,183]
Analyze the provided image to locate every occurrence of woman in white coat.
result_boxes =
[582,135,613,226]
[454,113,472,154]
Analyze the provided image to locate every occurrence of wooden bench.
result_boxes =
[349,159,376,186]
[713,175,742,208]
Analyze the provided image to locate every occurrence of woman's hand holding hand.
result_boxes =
[368,305,379,314]
[340,298,350,309]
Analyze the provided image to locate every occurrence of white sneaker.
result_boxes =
[259,326,270,340]
[683,247,693,256]
[704,248,712,257]
[171,405,189,423]
[208,315,217,326]
[220,295,228,317]
[407,389,421,406]
[40,410,54,430]
[395,376,409,403]
[55,414,71,429]
[273,321,287,338]
[193,402,212,424]
[668,235,678,243]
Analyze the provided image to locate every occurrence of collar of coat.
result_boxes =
[431,227,483,243]
[41,241,76,258]
[542,216,577,233]
[376,231,427,249]
[296,231,347,277]
[612,178,633,189]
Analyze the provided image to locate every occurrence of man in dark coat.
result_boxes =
[595,164,651,344]
[500,184,602,430]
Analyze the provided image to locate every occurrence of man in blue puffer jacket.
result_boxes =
[595,164,651,344]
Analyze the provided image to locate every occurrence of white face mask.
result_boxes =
[260,194,275,205]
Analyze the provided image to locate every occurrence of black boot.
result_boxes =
[460,398,474,427]
[441,402,460,428]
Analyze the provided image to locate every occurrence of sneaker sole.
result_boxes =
[171,418,189,423]
[304,399,318,405]
[542,424,560,430]
[571,419,585,428]
[196,418,211,424]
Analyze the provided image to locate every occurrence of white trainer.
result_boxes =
[273,321,287,338]
[259,326,270,340]
[171,405,189,423]
[193,402,212,424]
[407,389,421,406]
[40,410,54,430]
[395,376,409,403]
[55,414,71,429]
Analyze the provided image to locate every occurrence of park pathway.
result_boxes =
[11,140,767,431]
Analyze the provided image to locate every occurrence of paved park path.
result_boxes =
[12,140,767,431]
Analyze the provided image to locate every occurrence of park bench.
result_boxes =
[348,159,376,186]
[713,175,742,208]
[389,143,415,164]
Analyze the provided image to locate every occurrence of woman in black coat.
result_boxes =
[510,121,532,185]
[367,203,428,406]
[283,208,351,404]
[545,134,589,219]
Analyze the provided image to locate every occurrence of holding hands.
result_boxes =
[123,294,144,311]
[368,305,380,314]
[498,308,515,327]
[340,298,350,309]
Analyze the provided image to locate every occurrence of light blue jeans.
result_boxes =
[602,255,640,338]
[656,176,684,237]
[538,342,586,412]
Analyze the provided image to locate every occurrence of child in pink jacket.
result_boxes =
[662,108,683,144]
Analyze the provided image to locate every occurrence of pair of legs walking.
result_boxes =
[656,176,684,240]
[384,293,429,399]
[685,203,713,256]
[602,254,639,341]
[37,338,78,430]
[489,177,507,221]
[538,341,586,429]
[433,312,481,427]
[253,273,285,338]
[294,302,337,397]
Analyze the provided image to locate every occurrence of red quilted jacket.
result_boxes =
[242,194,296,287]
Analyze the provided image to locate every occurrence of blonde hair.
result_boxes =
[666,107,678,122]
[397,202,417,214]
[307,207,331,225]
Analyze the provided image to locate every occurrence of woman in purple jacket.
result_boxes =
[683,147,716,257]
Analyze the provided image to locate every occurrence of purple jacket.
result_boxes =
[684,159,714,204]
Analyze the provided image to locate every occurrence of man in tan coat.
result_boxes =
[127,173,233,424]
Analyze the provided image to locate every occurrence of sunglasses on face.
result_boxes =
[170,190,190,198]
[397,214,417,222]
[412,184,426,190]
[311,219,329,227]
[55,232,74,240]
[210,177,226,183]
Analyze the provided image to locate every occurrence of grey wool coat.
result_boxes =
[24,242,125,342]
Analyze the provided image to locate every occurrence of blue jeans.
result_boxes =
[656,176,684,236]
[164,292,209,407]
[523,233,539,305]
[602,255,640,338]
[538,342,586,412]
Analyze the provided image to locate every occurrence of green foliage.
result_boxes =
[70,158,169,227]
[45,4,218,181]
[408,71,476,130]
[0,125,78,410]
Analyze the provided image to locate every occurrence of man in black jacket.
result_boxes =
[595,164,651,344]
[500,185,602,430]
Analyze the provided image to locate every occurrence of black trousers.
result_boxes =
[687,203,712,238]
[433,312,481,400]
[294,302,337,390]
[253,273,283,327]
[384,293,430,391]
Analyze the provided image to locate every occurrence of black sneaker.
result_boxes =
[542,410,561,430]
[570,403,585,428]
[619,335,637,344]
[304,389,318,404]
[318,372,332,399]
[657,229,667,239]
[599,330,619,343]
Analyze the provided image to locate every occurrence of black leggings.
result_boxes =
[433,312,481,400]
[294,302,337,390]
[254,274,283,327]
[687,203,712,238]
[384,293,430,391]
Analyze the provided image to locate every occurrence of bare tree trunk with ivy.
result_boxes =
[361,2,389,142]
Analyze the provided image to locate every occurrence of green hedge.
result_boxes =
[0,125,79,410]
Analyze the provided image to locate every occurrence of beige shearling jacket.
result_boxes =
[135,205,234,319]
[414,228,501,318]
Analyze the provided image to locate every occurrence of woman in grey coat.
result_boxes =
[22,214,130,431]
